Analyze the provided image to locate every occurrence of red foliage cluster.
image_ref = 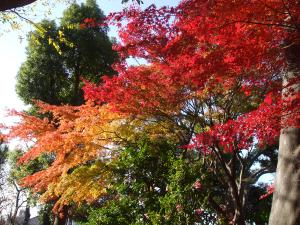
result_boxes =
[79,17,106,29]
[83,65,188,115]
[259,183,275,200]
[193,100,282,154]
[6,101,110,192]
[84,0,300,149]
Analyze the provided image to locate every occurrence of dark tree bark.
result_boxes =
[41,205,52,225]
[0,0,37,11]
[10,181,22,225]
[22,205,30,225]
[53,206,68,225]
[269,43,300,225]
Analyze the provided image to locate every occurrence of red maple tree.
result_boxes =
[83,1,300,224]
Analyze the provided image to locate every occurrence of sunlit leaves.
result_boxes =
[5,0,300,221]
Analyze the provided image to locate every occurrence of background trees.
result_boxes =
[16,0,117,106]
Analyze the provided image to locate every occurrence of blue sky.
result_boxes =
[0,0,181,125]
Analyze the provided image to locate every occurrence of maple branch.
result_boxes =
[246,149,264,171]
[280,0,297,26]
[250,167,274,184]
[153,110,194,145]
[132,57,141,66]
[8,9,54,47]
[219,20,298,31]
[236,151,249,212]
[237,152,245,195]
[207,193,230,223]
[212,147,245,222]
[212,147,228,175]
[9,9,35,25]
[228,153,237,181]
[99,128,138,148]
[18,199,28,208]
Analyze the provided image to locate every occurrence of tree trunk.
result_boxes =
[53,206,68,225]
[22,205,30,225]
[71,68,84,106]
[71,71,82,105]
[54,214,67,225]
[40,205,52,225]
[230,178,246,225]
[268,43,300,225]
[11,183,21,225]
[232,208,246,225]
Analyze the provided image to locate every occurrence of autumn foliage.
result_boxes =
[6,102,119,210]
[3,0,300,224]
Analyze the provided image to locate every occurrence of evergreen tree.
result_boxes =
[16,0,117,106]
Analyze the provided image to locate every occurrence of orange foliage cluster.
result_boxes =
[5,101,124,210]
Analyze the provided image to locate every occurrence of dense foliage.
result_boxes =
[16,0,117,106]
[3,0,300,224]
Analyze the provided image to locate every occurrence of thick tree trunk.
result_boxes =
[269,43,300,225]
[230,177,246,225]
[71,59,84,106]
[53,214,67,225]
[71,72,82,105]
[22,205,30,225]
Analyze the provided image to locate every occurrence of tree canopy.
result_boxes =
[16,0,117,106]
[3,0,300,225]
